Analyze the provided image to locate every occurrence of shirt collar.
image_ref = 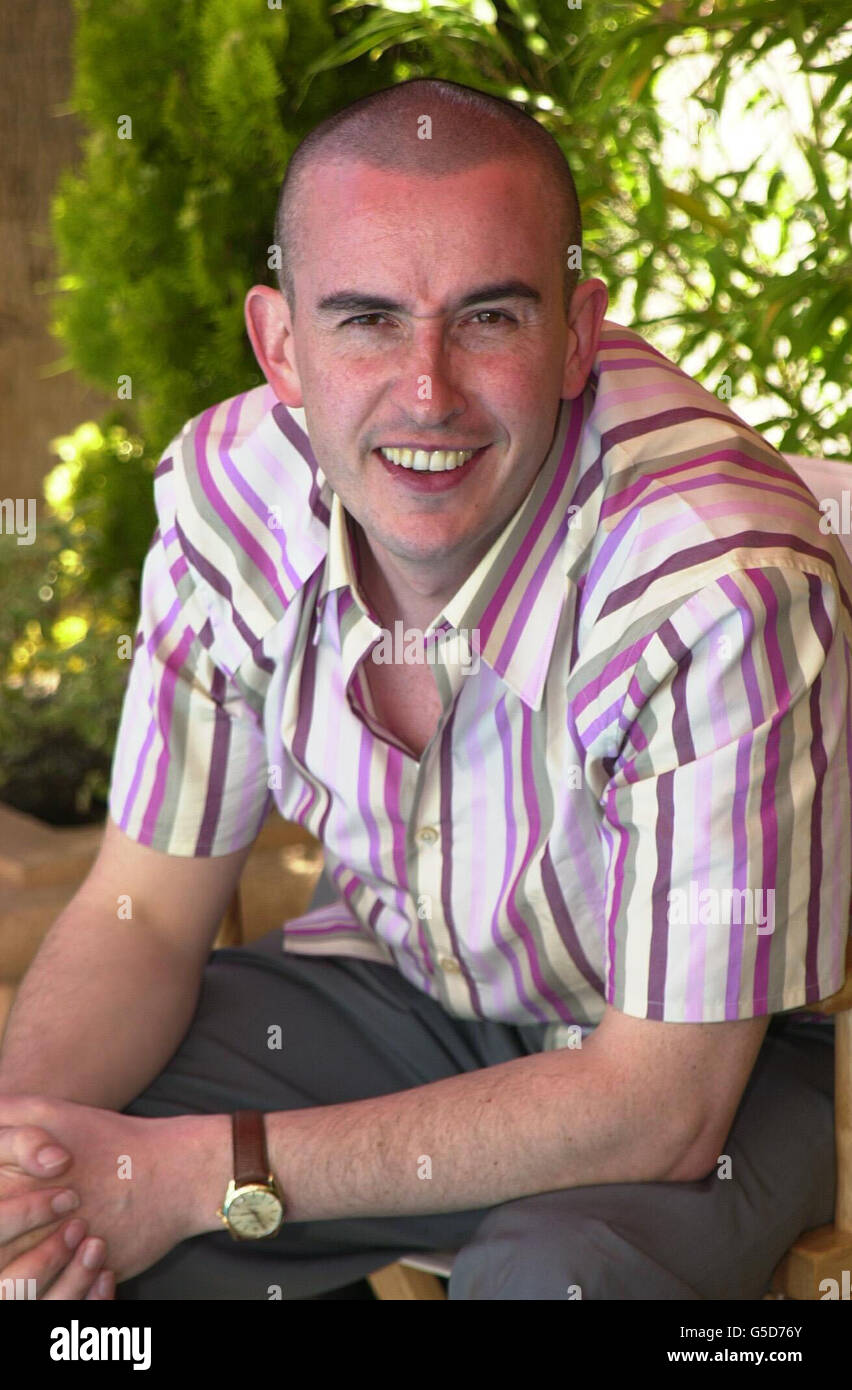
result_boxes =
[318,487,366,608]
[312,391,590,711]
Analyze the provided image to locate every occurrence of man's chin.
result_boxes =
[367,520,474,565]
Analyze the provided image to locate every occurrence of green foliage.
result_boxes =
[51,0,852,459]
[0,419,154,823]
[16,0,849,822]
[51,0,399,451]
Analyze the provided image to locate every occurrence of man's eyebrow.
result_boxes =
[315,280,542,316]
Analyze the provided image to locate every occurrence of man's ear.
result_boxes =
[245,285,304,407]
[561,277,609,400]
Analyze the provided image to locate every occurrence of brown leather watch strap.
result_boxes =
[232,1109,270,1185]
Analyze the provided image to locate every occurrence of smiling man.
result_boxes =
[0,78,850,1302]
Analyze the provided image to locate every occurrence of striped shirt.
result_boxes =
[108,320,852,1049]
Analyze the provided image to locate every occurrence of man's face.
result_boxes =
[276,157,583,573]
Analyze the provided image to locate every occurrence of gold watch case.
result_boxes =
[217,1178,286,1240]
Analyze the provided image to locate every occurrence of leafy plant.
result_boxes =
[0,419,154,823]
[50,0,852,458]
[11,0,848,823]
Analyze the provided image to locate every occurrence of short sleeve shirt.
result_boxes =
[108,321,852,1048]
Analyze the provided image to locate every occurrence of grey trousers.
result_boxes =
[115,900,835,1300]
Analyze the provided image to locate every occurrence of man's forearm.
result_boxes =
[0,897,204,1110]
[183,1046,703,1236]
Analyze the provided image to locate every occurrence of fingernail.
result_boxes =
[64,1218,86,1249]
[81,1237,104,1271]
[37,1145,69,1169]
[51,1190,80,1215]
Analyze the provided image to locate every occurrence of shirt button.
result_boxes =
[416,826,439,845]
[437,955,461,973]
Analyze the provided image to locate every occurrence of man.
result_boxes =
[0,77,849,1301]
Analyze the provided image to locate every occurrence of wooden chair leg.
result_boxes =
[214,887,244,949]
[367,1261,447,1300]
[770,1009,852,1299]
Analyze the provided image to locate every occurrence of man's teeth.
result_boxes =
[379,447,478,472]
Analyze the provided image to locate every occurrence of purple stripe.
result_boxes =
[600,531,843,620]
[218,396,306,599]
[601,775,634,1010]
[491,699,549,1022]
[746,570,785,1010]
[193,403,287,605]
[600,404,762,458]
[479,397,583,654]
[174,518,259,653]
[572,635,650,721]
[650,614,697,1017]
[272,403,331,527]
[599,335,670,357]
[195,666,232,855]
[804,575,832,998]
[290,599,328,837]
[139,623,195,840]
[491,397,585,668]
[716,575,762,1016]
[381,742,426,964]
[596,356,686,377]
[438,704,482,1010]
[285,921,367,937]
[117,714,155,832]
[601,450,814,521]
[539,843,604,997]
[118,590,184,831]
[646,618,695,1016]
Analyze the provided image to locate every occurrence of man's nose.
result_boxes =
[391,324,467,421]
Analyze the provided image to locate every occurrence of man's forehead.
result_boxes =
[297,157,556,292]
[301,153,545,213]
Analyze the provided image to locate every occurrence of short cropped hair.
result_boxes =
[274,78,582,317]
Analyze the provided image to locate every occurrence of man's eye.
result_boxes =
[341,310,515,329]
[469,310,514,325]
[343,314,390,328]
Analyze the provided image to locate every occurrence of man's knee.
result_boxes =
[447,1193,700,1301]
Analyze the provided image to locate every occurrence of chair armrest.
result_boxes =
[810,936,852,1016]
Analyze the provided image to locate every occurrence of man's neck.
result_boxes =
[351,517,467,633]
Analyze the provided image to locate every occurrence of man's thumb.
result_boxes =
[34,1140,70,1172]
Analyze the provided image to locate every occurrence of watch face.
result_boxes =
[227,1186,284,1238]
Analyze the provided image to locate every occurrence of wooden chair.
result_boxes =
[766,939,852,1299]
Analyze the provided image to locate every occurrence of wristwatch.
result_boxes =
[216,1109,286,1240]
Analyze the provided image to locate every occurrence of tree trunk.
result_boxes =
[0,0,110,506]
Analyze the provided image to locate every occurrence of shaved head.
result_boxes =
[275,78,582,318]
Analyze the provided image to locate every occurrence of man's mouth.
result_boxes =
[377,446,480,473]
[372,444,490,491]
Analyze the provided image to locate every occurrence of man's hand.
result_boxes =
[0,1122,114,1300]
[0,1093,193,1297]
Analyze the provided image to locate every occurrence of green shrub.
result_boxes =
[9,0,848,823]
[0,418,154,823]
[50,0,852,459]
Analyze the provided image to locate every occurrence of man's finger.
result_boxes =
[40,1234,109,1302]
[0,1217,90,1300]
[84,1270,116,1300]
[0,1186,79,1246]
[0,1125,70,1177]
